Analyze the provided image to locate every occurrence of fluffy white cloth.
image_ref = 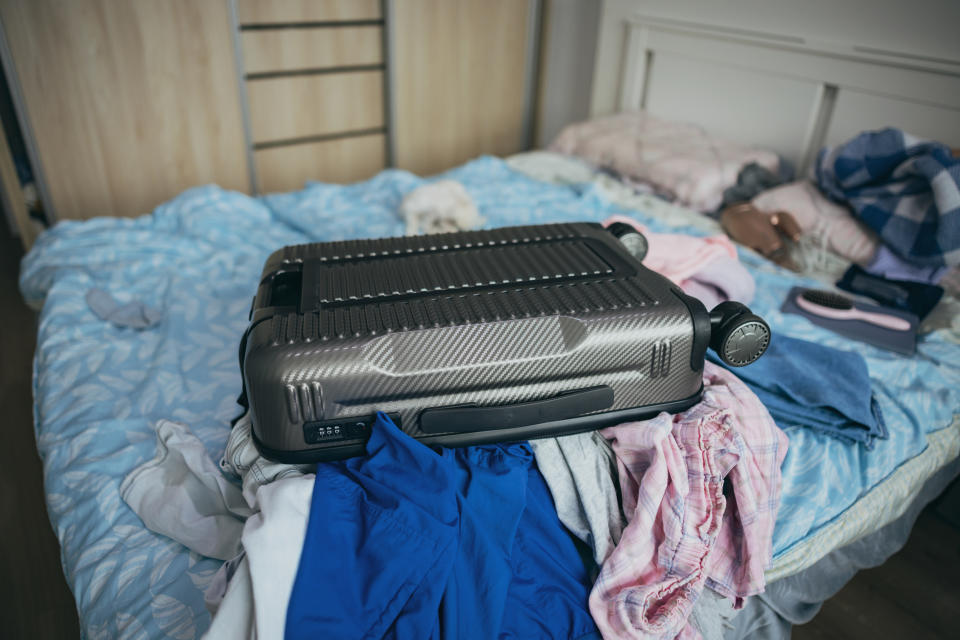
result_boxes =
[401,180,482,235]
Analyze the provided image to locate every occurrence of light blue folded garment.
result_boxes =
[709,334,887,448]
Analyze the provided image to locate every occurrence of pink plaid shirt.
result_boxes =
[589,362,788,639]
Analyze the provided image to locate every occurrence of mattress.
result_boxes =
[20,154,960,638]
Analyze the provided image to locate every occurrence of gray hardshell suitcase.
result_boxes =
[241,222,770,462]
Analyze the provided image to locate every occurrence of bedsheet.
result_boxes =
[20,155,960,638]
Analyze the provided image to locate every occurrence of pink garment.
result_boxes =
[551,111,780,211]
[750,180,880,265]
[590,363,788,640]
[604,215,755,308]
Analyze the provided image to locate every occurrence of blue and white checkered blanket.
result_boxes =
[816,128,960,267]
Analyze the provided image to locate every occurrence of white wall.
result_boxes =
[589,0,960,117]
[535,0,601,147]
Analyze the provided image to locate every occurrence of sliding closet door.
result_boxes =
[0,0,248,220]
[234,0,388,193]
[392,0,533,176]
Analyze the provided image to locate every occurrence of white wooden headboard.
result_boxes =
[592,13,960,175]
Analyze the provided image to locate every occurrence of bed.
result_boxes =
[19,149,960,638]
[19,6,960,636]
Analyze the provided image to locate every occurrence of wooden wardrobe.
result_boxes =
[0,0,538,226]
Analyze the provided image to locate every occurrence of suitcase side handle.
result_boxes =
[418,386,615,434]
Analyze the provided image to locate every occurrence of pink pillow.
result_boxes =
[750,181,879,265]
[551,111,779,212]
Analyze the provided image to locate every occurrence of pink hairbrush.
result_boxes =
[796,289,911,331]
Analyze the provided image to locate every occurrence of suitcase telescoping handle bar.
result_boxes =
[609,222,771,368]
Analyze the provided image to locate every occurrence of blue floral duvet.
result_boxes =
[20,157,960,638]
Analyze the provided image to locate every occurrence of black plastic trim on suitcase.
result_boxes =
[418,386,614,434]
[297,236,633,312]
[670,287,711,372]
[250,386,704,464]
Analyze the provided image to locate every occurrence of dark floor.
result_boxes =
[793,506,960,640]
[0,222,79,637]
[0,219,958,639]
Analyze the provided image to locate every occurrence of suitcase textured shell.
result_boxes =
[242,222,713,462]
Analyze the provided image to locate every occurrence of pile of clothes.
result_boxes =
[729,129,960,323]
[118,217,894,639]
[552,114,958,325]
